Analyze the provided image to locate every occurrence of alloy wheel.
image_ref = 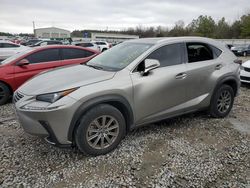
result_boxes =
[86,115,119,149]
[217,90,232,113]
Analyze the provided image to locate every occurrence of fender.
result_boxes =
[212,73,240,97]
[67,94,134,142]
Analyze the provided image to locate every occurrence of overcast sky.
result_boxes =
[0,0,249,33]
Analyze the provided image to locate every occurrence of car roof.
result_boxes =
[33,45,99,53]
[127,36,218,44]
[126,37,227,50]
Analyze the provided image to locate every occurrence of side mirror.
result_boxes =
[143,59,160,75]
[17,59,30,66]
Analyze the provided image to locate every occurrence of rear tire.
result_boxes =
[209,85,234,118]
[0,82,11,105]
[75,104,126,156]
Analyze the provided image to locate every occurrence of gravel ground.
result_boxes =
[0,85,250,188]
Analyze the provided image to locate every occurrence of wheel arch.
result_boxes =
[67,94,134,142]
[0,80,13,94]
[213,75,239,98]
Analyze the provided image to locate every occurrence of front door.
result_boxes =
[130,43,188,124]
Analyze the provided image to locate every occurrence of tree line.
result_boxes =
[1,13,250,39]
[72,13,250,39]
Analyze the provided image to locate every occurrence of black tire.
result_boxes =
[0,82,11,105]
[209,84,234,118]
[75,104,126,156]
[102,48,107,52]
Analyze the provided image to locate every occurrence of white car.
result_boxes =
[92,41,111,52]
[72,42,100,52]
[0,41,30,60]
[240,60,250,83]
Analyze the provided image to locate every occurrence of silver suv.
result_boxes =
[14,37,240,156]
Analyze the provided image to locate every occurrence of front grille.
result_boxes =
[240,76,250,81]
[13,91,24,103]
[244,67,250,72]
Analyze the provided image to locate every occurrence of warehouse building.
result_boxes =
[34,27,71,39]
[91,32,139,43]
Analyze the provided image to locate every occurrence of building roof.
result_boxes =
[34,27,70,33]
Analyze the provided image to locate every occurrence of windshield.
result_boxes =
[0,48,34,65]
[87,42,153,71]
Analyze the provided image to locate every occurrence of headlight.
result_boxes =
[36,88,78,103]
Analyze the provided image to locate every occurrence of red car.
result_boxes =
[0,45,99,105]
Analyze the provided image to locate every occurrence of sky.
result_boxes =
[0,0,249,33]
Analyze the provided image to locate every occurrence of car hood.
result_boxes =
[242,60,250,68]
[19,65,116,95]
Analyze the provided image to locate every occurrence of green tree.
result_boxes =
[240,14,250,38]
[195,15,216,37]
[214,17,230,38]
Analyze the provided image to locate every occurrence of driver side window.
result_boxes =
[134,43,183,72]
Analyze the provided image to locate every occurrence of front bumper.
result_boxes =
[14,91,81,146]
[240,69,250,83]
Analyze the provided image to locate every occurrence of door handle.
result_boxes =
[215,64,223,70]
[175,73,187,79]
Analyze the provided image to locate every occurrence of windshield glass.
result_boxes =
[0,48,33,65]
[87,42,153,71]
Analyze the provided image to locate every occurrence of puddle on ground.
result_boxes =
[228,118,250,135]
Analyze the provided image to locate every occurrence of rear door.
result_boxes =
[131,43,188,124]
[183,42,223,110]
[14,48,61,88]
[61,48,96,66]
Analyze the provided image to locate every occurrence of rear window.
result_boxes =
[186,43,214,63]
[62,48,94,60]
[76,43,94,47]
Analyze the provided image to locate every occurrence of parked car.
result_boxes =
[30,40,63,47]
[92,41,111,52]
[14,37,240,156]
[0,45,99,105]
[73,42,100,51]
[231,45,250,56]
[0,41,30,60]
[240,60,250,83]
[226,44,233,50]
[21,39,42,46]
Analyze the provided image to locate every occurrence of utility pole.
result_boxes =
[33,21,36,37]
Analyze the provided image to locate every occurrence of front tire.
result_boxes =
[209,84,234,118]
[75,104,126,156]
[0,82,11,105]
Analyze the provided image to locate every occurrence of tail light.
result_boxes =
[109,43,112,48]
[234,59,242,65]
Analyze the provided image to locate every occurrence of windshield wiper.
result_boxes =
[85,64,103,70]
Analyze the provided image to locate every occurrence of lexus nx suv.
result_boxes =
[14,37,240,156]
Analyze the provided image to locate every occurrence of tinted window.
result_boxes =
[76,43,93,47]
[147,43,183,67]
[26,49,60,64]
[95,42,106,45]
[1,43,20,48]
[62,48,94,60]
[186,43,213,63]
[48,41,62,45]
[210,45,222,58]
